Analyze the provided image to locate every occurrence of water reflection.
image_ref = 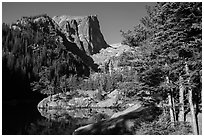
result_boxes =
[3,102,119,135]
[26,117,78,134]
[26,108,119,134]
[38,108,117,121]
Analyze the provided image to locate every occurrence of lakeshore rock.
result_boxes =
[37,89,122,109]
[37,93,70,109]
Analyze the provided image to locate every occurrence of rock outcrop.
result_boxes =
[91,89,121,108]
[92,43,133,73]
[92,43,131,64]
[53,15,109,55]
[37,93,92,109]
[37,89,122,109]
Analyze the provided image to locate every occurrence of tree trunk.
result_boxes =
[166,75,175,125]
[185,62,198,135]
[168,92,175,126]
[178,76,185,122]
[172,94,176,121]
[188,88,198,135]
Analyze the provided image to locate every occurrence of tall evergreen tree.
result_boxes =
[147,2,201,134]
[121,2,201,134]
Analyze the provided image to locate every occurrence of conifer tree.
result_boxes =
[121,2,201,134]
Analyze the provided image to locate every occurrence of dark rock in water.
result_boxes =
[73,105,162,135]
[53,15,109,55]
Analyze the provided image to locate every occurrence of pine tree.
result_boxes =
[148,2,201,133]
[121,2,201,133]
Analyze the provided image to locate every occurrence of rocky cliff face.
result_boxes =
[53,15,109,55]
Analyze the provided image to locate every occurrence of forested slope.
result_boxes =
[2,14,100,100]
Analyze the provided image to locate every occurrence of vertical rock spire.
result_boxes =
[53,15,109,55]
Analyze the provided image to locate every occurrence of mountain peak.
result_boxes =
[53,14,97,22]
[53,14,109,55]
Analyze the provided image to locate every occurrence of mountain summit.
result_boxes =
[53,15,109,55]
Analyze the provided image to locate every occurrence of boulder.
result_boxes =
[91,89,120,108]
[107,89,119,99]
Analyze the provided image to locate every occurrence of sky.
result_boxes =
[2,2,155,44]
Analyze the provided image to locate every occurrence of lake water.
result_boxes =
[2,101,118,135]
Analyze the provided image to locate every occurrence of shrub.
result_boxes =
[79,72,123,93]
[134,113,192,135]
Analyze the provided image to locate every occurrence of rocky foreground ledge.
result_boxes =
[37,89,123,109]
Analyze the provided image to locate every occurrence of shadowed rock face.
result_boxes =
[53,15,109,55]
